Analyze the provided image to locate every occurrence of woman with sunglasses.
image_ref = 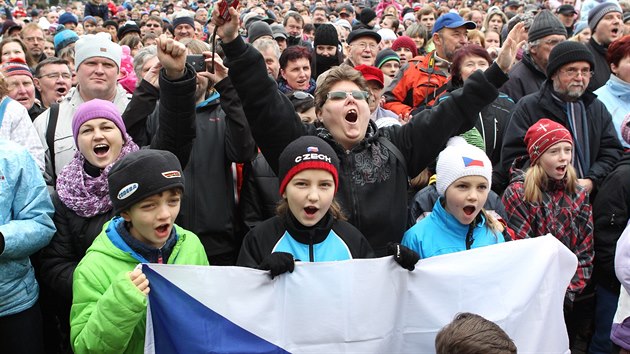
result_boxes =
[212,6,525,256]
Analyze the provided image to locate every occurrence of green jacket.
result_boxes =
[70,217,209,354]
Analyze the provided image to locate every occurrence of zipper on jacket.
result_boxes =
[610,213,616,226]
[345,150,361,230]
[309,234,314,262]
[465,223,475,250]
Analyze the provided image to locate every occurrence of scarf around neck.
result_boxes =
[56,133,139,218]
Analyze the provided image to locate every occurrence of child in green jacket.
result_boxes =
[70,149,209,354]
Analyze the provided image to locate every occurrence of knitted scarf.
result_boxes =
[56,134,139,218]
[278,77,316,95]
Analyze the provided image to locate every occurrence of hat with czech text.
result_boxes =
[278,136,340,195]
[108,149,185,213]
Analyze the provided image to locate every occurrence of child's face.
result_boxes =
[121,189,182,249]
[444,175,489,225]
[282,169,335,227]
[76,118,124,169]
[538,142,572,181]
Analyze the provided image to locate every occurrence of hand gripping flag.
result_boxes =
[144,235,576,353]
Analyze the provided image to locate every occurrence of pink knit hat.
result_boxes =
[72,99,126,145]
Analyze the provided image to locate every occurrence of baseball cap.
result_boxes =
[432,13,476,35]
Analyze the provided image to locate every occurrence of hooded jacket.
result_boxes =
[70,218,208,354]
[222,35,507,255]
[595,74,630,148]
[502,158,594,302]
[495,80,623,194]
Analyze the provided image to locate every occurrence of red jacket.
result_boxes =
[383,51,449,117]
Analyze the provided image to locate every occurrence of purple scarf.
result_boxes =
[56,134,139,218]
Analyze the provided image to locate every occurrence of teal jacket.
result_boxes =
[0,139,55,317]
[402,198,505,259]
[70,217,208,354]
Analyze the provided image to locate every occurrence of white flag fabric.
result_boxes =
[144,235,576,353]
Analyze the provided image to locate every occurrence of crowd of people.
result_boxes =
[1,0,630,352]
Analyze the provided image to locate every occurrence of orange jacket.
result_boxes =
[383,51,450,116]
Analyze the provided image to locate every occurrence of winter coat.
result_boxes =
[70,218,208,354]
[611,219,630,350]
[0,139,55,317]
[222,35,508,256]
[408,183,507,227]
[84,0,109,20]
[499,52,546,102]
[39,66,197,302]
[592,152,630,294]
[495,80,623,194]
[402,198,505,259]
[595,74,630,148]
[586,37,611,92]
[125,74,256,258]
[0,96,45,172]
[502,159,594,302]
[237,212,374,268]
[239,151,281,233]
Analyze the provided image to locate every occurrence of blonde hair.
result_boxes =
[276,198,347,221]
[523,163,578,203]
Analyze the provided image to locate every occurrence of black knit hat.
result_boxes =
[527,10,567,42]
[314,24,339,46]
[588,2,622,31]
[108,149,185,214]
[173,15,195,29]
[375,48,400,68]
[360,8,377,25]
[347,28,381,44]
[546,41,595,78]
[248,21,273,43]
[278,136,340,195]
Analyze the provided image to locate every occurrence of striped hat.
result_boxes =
[1,58,32,78]
[375,48,400,69]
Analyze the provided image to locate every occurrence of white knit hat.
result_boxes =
[74,32,122,71]
[436,137,492,196]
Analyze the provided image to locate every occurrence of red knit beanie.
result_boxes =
[524,118,573,165]
[391,36,418,58]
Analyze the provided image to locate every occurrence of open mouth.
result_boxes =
[612,28,619,35]
[556,165,566,173]
[156,224,169,233]
[463,206,476,216]
[345,109,358,123]
[56,86,68,96]
[304,206,318,216]
[93,144,110,156]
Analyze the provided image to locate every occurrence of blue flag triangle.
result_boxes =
[145,266,290,354]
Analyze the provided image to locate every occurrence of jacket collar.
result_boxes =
[283,211,334,245]
[432,197,486,235]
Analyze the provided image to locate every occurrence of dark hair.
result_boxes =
[450,44,492,87]
[435,312,517,354]
[34,57,70,77]
[287,90,315,113]
[381,14,400,31]
[283,11,304,27]
[303,23,315,34]
[607,34,630,67]
[279,45,311,69]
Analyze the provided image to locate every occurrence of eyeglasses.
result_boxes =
[542,38,563,46]
[146,23,161,28]
[39,72,72,80]
[23,36,44,42]
[326,90,369,101]
[291,91,314,100]
[559,68,593,78]
[351,42,378,51]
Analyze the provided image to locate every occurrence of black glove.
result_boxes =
[387,242,420,271]
[258,252,295,279]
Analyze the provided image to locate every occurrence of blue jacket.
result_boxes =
[402,198,504,259]
[0,139,55,317]
[595,74,630,148]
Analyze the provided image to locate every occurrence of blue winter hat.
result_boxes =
[58,12,78,25]
[573,21,588,35]
[54,29,79,52]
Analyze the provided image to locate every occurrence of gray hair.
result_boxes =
[133,45,157,84]
[252,38,281,59]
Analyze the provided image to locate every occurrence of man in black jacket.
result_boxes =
[585,2,623,91]
[496,41,623,195]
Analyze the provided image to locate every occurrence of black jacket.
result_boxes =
[586,38,610,92]
[222,35,507,255]
[592,152,630,294]
[237,213,374,268]
[239,152,281,233]
[135,77,257,258]
[84,1,109,20]
[39,66,198,300]
[495,80,623,194]
[499,52,546,102]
